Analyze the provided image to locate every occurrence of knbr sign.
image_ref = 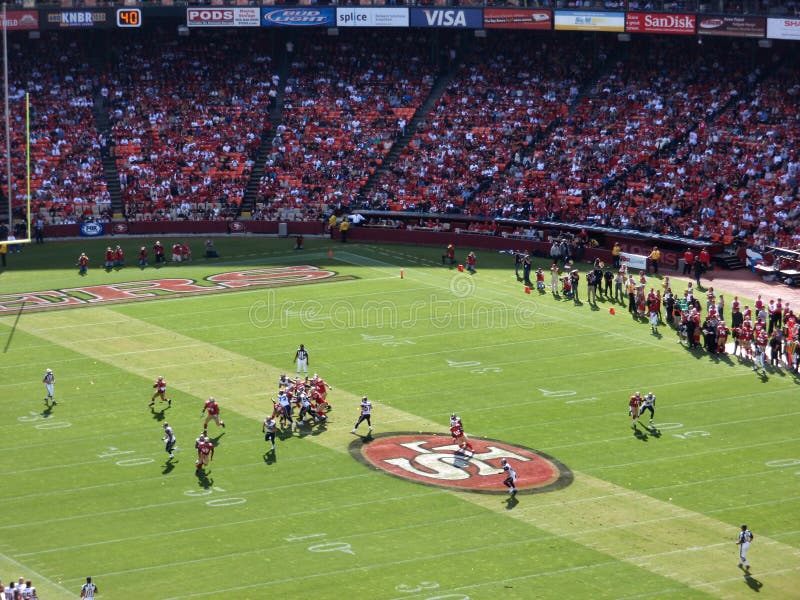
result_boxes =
[353,433,573,495]
[626,12,695,34]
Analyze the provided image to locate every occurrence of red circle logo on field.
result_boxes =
[351,433,573,495]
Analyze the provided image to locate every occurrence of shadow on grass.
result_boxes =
[2,301,25,354]
[151,407,167,422]
[633,427,649,442]
[162,458,176,475]
[743,572,763,592]
[40,404,54,419]
[505,496,519,510]
[196,470,213,489]
[263,448,277,465]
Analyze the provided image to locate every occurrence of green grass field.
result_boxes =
[1,237,798,599]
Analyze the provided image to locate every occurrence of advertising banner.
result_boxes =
[697,16,765,37]
[410,8,482,28]
[619,251,647,271]
[625,12,695,34]
[767,17,800,39]
[42,9,111,29]
[554,11,624,32]
[336,7,408,28]
[483,9,551,30]
[2,10,38,31]
[261,8,335,27]
[187,7,260,27]
[79,222,105,237]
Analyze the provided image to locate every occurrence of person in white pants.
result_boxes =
[294,344,309,376]
[43,368,56,405]
[737,524,753,570]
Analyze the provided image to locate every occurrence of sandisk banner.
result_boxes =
[626,12,695,34]
[336,7,408,28]
[261,8,335,27]
[767,18,800,39]
[697,16,765,37]
[2,10,38,30]
[483,9,551,30]
[554,11,624,32]
[410,8,483,28]
[187,8,260,27]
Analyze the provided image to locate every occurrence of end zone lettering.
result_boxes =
[0,266,337,314]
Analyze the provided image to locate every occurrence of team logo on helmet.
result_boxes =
[351,433,573,495]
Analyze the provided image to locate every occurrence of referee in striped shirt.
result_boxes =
[80,576,98,598]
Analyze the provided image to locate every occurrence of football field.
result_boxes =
[1,238,799,599]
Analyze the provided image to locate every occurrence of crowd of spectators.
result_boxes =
[367,34,604,215]
[1,35,110,225]
[107,31,277,222]
[2,31,797,256]
[252,32,436,221]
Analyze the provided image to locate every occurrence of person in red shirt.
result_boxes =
[196,436,214,472]
[754,330,768,372]
[202,396,225,429]
[149,376,170,408]
[698,248,711,276]
[442,244,455,267]
[449,414,474,454]
[181,243,192,262]
[466,251,477,273]
[104,247,114,271]
[683,248,694,275]
[154,241,166,265]
[716,321,729,354]
[77,252,89,275]
[629,392,643,429]
[114,245,124,269]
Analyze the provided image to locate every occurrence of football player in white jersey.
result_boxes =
[501,458,517,496]
[640,392,656,425]
[352,396,373,434]
[737,524,754,570]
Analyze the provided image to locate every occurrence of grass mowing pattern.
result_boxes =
[1,238,798,599]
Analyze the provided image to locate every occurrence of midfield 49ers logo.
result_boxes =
[352,433,573,495]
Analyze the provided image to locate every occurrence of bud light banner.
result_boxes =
[79,222,105,237]
[261,8,335,27]
[626,12,695,34]
[410,8,482,28]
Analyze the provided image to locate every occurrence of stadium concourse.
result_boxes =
[0,29,797,255]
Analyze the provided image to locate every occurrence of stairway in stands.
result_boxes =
[92,89,124,220]
[239,56,289,216]
[357,67,457,204]
[713,252,747,270]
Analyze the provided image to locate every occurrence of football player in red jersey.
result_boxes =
[149,376,170,408]
[450,417,474,455]
[114,245,125,268]
[104,247,114,271]
[716,321,729,355]
[754,330,768,372]
[202,396,225,429]
[629,392,643,429]
[196,436,214,472]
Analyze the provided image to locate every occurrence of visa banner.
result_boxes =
[410,8,482,28]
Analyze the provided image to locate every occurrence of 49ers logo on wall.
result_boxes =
[352,433,572,495]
